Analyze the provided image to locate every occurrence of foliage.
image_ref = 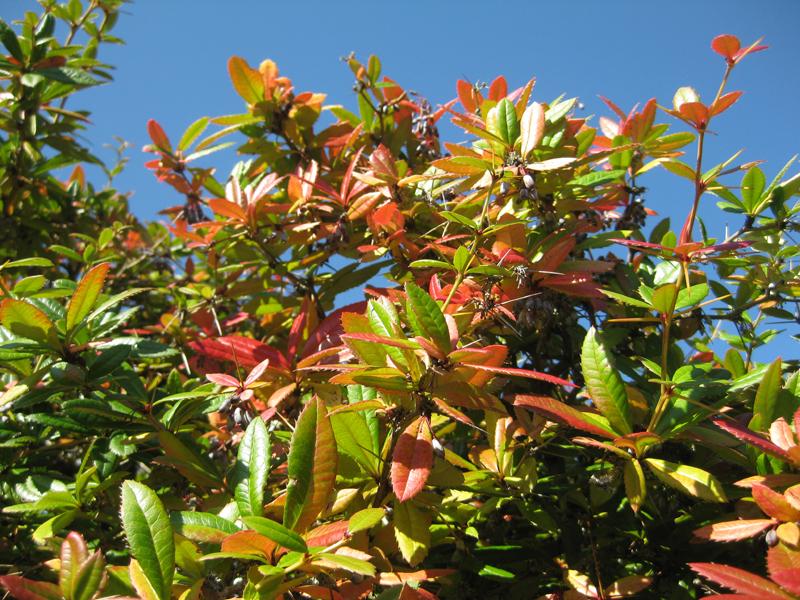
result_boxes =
[0,5,799,599]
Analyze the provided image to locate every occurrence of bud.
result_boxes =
[522,174,535,189]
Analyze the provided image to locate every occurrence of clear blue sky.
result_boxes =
[3,0,799,356]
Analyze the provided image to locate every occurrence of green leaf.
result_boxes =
[404,282,451,354]
[570,169,626,188]
[232,417,271,517]
[284,397,337,533]
[1,257,54,270]
[644,458,727,503]
[32,509,77,544]
[0,22,24,62]
[581,327,631,435]
[313,552,376,576]
[66,263,110,331]
[494,99,520,146]
[348,507,385,535]
[120,481,175,600]
[178,117,209,151]
[741,166,766,212]
[393,500,430,567]
[600,289,652,310]
[242,516,308,553]
[169,511,239,544]
[330,411,381,477]
[750,358,783,431]
[453,246,470,273]
[675,283,709,310]
[651,284,678,315]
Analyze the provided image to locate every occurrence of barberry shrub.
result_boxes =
[1,3,799,599]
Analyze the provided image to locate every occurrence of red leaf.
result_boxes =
[514,395,617,439]
[752,484,800,522]
[710,91,743,117]
[693,519,774,542]
[772,569,800,596]
[690,563,794,599]
[147,119,171,152]
[487,75,507,101]
[769,544,800,580]
[678,102,710,128]
[712,34,742,60]
[391,416,433,502]
[301,301,368,358]
[190,335,290,371]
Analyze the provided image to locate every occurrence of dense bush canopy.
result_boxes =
[0,3,799,599]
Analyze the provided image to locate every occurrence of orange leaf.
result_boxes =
[391,416,433,502]
[378,569,455,586]
[66,263,110,331]
[693,519,775,542]
[753,484,800,522]
[689,562,793,599]
[711,34,741,60]
[221,530,276,559]
[456,80,478,113]
[228,56,265,105]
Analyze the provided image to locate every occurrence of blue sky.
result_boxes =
[3,0,799,356]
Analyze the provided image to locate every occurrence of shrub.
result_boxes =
[0,4,799,599]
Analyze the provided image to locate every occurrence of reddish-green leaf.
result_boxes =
[581,326,631,435]
[0,576,61,600]
[514,394,617,439]
[714,417,791,462]
[242,516,308,553]
[284,396,337,532]
[169,511,239,544]
[391,416,433,503]
[66,263,110,331]
[0,298,58,347]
